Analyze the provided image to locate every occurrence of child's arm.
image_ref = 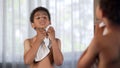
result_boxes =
[47,27,63,66]
[51,39,63,66]
[24,29,46,65]
[77,38,98,68]
[24,38,43,65]
[79,47,88,60]
[77,24,103,68]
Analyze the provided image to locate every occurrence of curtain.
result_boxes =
[0,0,94,68]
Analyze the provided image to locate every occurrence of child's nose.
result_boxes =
[39,18,45,23]
[40,17,45,21]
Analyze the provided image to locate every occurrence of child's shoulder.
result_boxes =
[24,39,29,45]
[55,38,60,42]
[55,38,61,45]
[24,38,32,46]
[24,36,34,43]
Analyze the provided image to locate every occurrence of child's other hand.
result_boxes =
[36,28,47,41]
[95,23,104,37]
[94,23,105,42]
[47,26,56,41]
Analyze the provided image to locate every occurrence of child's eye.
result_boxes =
[43,17,47,19]
[35,16,48,20]
[36,17,40,19]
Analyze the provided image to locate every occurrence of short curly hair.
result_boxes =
[99,0,120,25]
[30,6,51,23]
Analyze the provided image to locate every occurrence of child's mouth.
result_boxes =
[40,22,46,25]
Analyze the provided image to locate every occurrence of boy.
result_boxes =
[24,7,63,68]
[77,0,120,68]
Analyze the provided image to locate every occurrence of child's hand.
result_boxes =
[47,26,56,41]
[94,23,105,42]
[95,23,105,37]
[36,28,47,41]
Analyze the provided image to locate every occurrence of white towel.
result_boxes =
[35,38,51,62]
[35,26,52,62]
[99,22,108,36]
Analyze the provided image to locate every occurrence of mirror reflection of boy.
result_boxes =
[24,7,63,68]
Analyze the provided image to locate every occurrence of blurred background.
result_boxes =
[0,0,94,68]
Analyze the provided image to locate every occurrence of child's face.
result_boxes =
[32,11,50,29]
[96,5,103,21]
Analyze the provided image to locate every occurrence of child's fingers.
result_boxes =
[95,23,105,36]
[49,26,55,32]
[95,23,99,33]
[47,26,53,33]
